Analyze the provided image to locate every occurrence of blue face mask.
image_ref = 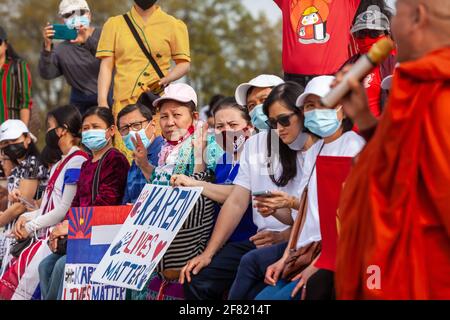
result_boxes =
[304,106,342,138]
[123,124,152,151]
[65,15,90,29]
[82,129,109,151]
[249,104,270,130]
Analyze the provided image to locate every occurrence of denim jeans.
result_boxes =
[255,279,301,300]
[38,253,66,300]
[228,242,288,300]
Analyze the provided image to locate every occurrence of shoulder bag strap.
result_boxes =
[287,142,325,250]
[42,150,88,213]
[91,148,113,204]
[123,14,165,79]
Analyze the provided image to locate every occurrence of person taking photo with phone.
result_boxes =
[39,0,112,115]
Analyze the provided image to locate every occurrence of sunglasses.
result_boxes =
[61,9,89,19]
[0,39,4,46]
[267,113,297,129]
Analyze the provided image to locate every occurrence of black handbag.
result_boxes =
[10,237,34,258]
[54,235,68,255]
[123,14,165,110]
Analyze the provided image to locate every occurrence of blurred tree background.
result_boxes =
[0,0,281,145]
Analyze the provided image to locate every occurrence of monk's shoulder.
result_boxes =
[431,82,450,114]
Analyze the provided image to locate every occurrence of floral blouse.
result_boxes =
[7,155,48,200]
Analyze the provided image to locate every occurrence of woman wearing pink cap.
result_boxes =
[128,83,222,300]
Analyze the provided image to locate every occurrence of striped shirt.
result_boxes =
[156,171,216,271]
[0,58,33,123]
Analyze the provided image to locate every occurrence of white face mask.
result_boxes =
[64,14,90,29]
[288,132,309,151]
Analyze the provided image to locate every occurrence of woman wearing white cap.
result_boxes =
[128,83,222,300]
[0,120,48,271]
[238,76,365,300]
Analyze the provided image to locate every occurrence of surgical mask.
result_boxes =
[216,129,249,154]
[249,104,270,130]
[64,14,90,29]
[134,0,157,10]
[288,132,309,151]
[82,129,109,152]
[304,106,342,138]
[3,143,27,161]
[123,124,152,151]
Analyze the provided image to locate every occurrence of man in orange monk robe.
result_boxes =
[334,0,450,299]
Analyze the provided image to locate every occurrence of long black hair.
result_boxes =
[6,43,21,61]
[47,105,82,139]
[262,82,304,187]
[83,106,115,127]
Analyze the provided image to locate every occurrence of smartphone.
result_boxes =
[252,191,273,197]
[52,24,78,41]
[18,196,38,210]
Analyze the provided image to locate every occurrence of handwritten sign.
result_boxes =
[62,206,131,300]
[91,185,203,290]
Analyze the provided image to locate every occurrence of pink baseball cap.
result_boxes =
[152,83,198,108]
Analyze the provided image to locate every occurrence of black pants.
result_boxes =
[184,240,256,300]
[284,73,318,89]
[305,269,335,300]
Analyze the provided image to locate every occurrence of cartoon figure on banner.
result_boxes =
[110,232,133,256]
[129,189,150,218]
[65,268,75,284]
[291,0,332,44]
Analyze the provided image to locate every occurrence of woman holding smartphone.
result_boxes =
[180,82,320,300]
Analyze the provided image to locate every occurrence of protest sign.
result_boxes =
[62,206,131,300]
[91,185,203,291]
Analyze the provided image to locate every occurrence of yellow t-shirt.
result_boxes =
[97,6,191,102]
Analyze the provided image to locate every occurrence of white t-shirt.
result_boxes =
[234,131,305,232]
[296,131,366,249]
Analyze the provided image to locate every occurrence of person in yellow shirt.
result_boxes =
[96,0,191,158]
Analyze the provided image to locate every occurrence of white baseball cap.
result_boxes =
[295,76,336,107]
[0,120,37,143]
[235,74,285,106]
[59,0,90,16]
[153,83,198,108]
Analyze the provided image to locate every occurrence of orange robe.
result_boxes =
[336,48,450,300]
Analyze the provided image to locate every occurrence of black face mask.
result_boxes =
[134,0,157,10]
[46,128,61,150]
[3,143,27,161]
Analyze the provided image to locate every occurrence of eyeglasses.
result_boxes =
[61,9,89,19]
[267,113,297,129]
[119,120,149,136]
